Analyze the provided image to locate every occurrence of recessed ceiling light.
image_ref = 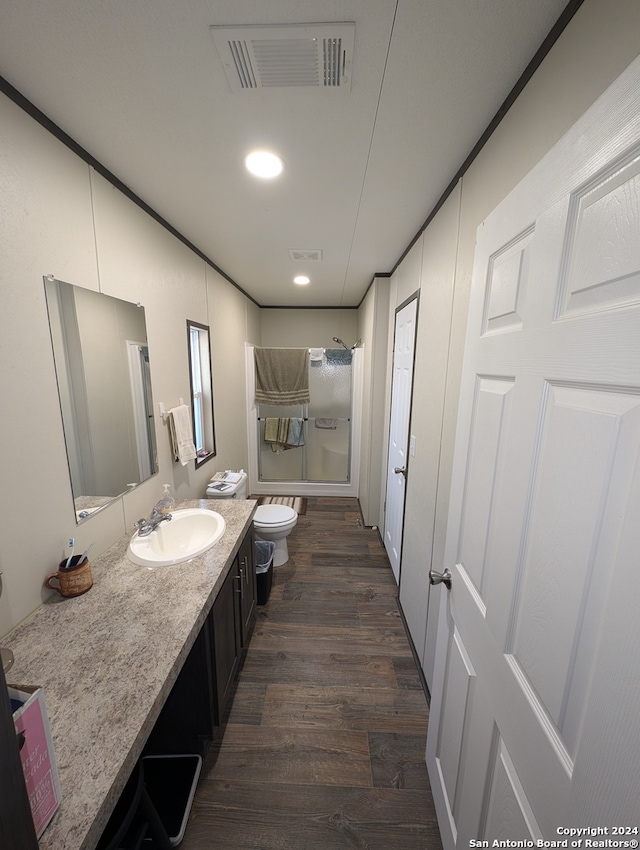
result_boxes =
[294,275,310,285]
[244,150,284,179]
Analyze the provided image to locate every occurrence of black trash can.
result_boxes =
[254,540,275,605]
[97,754,201,849]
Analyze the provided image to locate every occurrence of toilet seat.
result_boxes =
[254,504,297,527]
[253,504,297,567]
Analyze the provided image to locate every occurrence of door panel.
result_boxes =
[436,627,475,813]
[384,297,417,582]
[427,56,640,847]
[558,150,640,318]
[483,737,542,840]
[509,385,640,756]
[457,375,514,600]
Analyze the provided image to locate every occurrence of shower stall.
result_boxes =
[246,344,362,497]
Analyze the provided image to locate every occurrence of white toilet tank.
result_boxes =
[206,471,248,500]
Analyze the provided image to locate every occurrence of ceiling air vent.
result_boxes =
[289,249,323,262]
[211,23,354,92]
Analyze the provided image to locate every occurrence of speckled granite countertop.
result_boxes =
[3,498,256,850]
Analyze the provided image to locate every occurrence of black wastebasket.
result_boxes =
[254,540,275,605]
[97,754,201,849]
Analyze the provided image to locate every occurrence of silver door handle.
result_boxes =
[394,466,406,477]
[429,568,452,590]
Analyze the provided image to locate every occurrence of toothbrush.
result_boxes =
[65,537,75,568]
[77,543,94,566]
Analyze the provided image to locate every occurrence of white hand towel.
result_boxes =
[168,404,197,466]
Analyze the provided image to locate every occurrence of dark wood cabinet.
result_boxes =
[148,528,256,746]
[237,530,256,647]
[210,529,255,722]
[209,559,241,724]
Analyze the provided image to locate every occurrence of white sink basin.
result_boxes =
[127,508,226,567]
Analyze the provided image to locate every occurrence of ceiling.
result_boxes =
[0,1,572,307]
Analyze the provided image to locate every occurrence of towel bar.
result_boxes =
[158,399,187,422]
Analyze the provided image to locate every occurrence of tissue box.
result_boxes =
[9,684,62,838]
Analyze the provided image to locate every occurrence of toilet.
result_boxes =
[252,503,297,567]
[205,472,297,566]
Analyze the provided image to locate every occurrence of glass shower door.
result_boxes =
[307,350,351,482]
[256,349,352,484]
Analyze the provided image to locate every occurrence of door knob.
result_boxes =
[394,466,407,477]
[429,568,452,590]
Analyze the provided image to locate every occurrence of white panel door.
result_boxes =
[427,56,640,848]
[384,297,417,583]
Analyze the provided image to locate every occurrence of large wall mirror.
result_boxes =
[44,277,158,522]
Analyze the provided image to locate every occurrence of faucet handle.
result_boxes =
[134,518,147,529]
[151,506,172,520]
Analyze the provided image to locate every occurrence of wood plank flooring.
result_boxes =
[180,497,442,850]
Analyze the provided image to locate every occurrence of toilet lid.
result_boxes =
[254,504,296,525]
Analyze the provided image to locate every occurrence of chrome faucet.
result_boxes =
[135,508,172,537]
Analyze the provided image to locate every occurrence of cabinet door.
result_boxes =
[210,563,240,724]
[238,531,256,646]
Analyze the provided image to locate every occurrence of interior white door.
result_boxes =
[384,297,418,583]
[427,57,640,848]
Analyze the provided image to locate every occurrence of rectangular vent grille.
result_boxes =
[212,23,354,92]
[323,38,343,87]
[289,249,323,262]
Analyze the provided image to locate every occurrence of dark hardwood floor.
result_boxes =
[181,496,443,850]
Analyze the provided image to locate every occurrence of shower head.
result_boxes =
[332,337,350,350]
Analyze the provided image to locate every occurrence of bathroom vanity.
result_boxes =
[2,498,256,850]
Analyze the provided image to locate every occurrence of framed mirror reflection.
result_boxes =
[44,277,158,521]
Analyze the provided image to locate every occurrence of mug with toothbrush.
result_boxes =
[45,541,93,598]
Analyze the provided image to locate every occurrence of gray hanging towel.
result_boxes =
[286,417,305,447]
[255,347,310,405]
